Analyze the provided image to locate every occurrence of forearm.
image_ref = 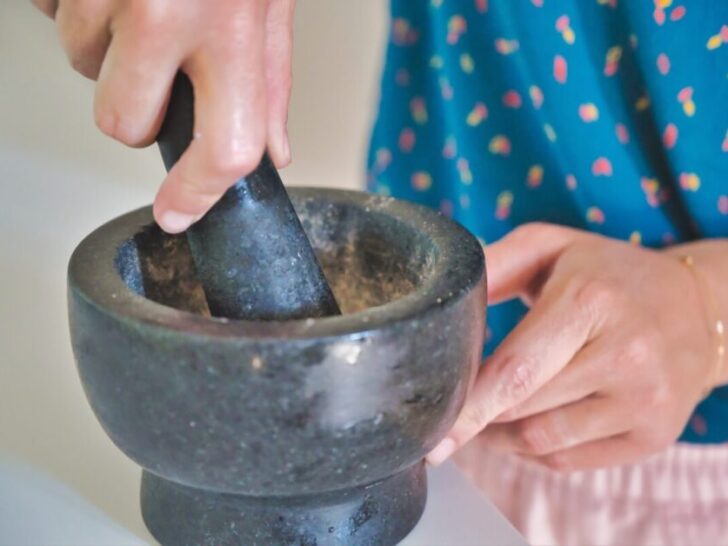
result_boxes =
[665,239,728,386]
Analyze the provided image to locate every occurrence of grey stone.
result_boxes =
[68,188,486,545]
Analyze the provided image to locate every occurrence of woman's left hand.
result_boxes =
[427,223,723,471]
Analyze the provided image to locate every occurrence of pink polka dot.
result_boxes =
[615,123,630,144]
[392,18,419,46]
[566,174,577,190]
[442,136,457,159]
[398,128,415,153]
[395,69,410,86]
[447,15,467,45]
[579,103,599,122]
[690,414,707,436]
[657,53,670,75]
[653,7,666,25]
[502,90,522,108]
[555,15,570,32]
[670,5,686,21]
[475,0,488,13]
[375,148,392,169]
[531,0,543,6]
[440,199,454,217]
[411,171,432,191]
[679,172,700,191]
[439,78,454,100]
[554,55,568,84]
[529,86,544,109]
[662,123,678,149]
[677,86,693,102]
[718,195,728,215]
[592,157,613,176]
[586,206,605,224]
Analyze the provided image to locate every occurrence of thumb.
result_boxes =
[486,223,585,305]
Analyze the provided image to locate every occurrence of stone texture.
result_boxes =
[68,188,486,545]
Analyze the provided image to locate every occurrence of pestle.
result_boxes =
[156,73,340,320]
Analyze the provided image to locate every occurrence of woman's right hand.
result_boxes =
[33,0,295,233]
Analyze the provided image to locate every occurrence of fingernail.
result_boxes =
[426,437,456,467]
[158,210,196,234]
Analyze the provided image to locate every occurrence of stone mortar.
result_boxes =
[68,188,486,546]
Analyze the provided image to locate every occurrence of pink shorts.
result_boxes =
[454,441,728,546]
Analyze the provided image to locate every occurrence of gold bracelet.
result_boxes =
[678,255,726,398]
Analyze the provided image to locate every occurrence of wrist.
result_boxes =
[665,241,728,389]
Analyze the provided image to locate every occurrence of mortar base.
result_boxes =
[140,462,427,546]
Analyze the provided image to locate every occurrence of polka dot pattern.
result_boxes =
[368,0,728,443]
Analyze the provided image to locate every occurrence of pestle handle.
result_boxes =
[157,73,340,320]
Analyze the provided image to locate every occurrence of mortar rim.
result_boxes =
[68,187,486,340]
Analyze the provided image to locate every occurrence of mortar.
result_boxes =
[68,188,486,545]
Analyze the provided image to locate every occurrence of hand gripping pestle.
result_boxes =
[156,73,341,320]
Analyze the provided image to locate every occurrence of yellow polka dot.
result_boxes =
[411,172,432,191]
[606,45,622,63]
[707,35,723,50]
[544,123,557,142]
[460,53,475,73]
[586,207,605,224]
[496,191,514,207]
[629,231,642,245]
[635,96,651,111]
[527,164,544,187]
[683,100,696,117]
[429,55,444,69]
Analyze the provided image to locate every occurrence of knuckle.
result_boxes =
[517,421,556,455]
[128,0,174,32]
[205,140,265,179]
[645,378,672,411]
[617,334,654,370]
[460,402,490,433]
[616,330,662,376]
[509,222,550,244]
[496,354,538,405]
[572,276,617,318]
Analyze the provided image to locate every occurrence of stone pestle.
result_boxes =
[156,73,340,320]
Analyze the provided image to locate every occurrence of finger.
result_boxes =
[494,338,611,423]
[486,223,589,305]
[153,3,269,233]
[427,274,604,466]
[480,395,631,456]
[55,0,114,79]
[94,16,184,147]
[31,0,58,19]
[530,434,648,472]
[264,0,295,167]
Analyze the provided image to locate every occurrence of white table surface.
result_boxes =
[0,3,525,545]
[0,458,525,546]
